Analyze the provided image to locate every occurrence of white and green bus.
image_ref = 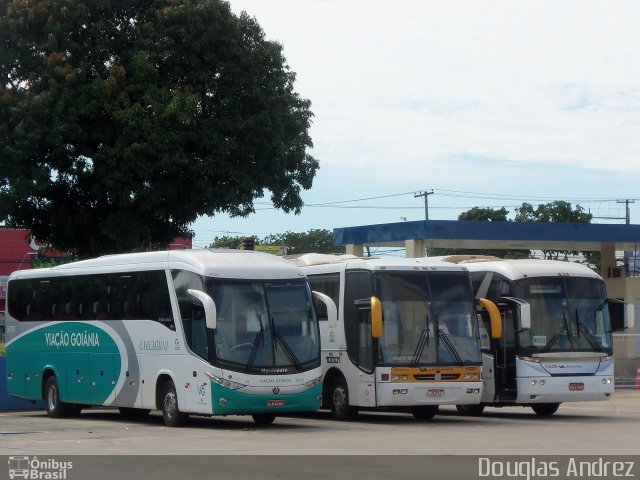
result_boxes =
[5,249,330,426]
[295,254,500,420]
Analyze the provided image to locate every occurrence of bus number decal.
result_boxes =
[326,355,341,364]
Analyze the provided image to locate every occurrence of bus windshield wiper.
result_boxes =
[543,320,569,351]
[575,310,604,352]
[247,314,265,369]
[438,329,463,365]
[411,326,430,367]
[272,326,302,371]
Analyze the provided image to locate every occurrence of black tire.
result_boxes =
[44,376,72,418]
[252,414,276,426]
[456,404,485,416]
[531,403,560,416]
[329,377,357,421]
[410,405,439,420]
[119,407,152,419]
[161,380,188,427]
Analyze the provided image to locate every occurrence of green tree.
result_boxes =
[458,207,509,222]
[0,0,318,258]
[261,229,342,255]
[514,201,595,264]
[208,235,247,250]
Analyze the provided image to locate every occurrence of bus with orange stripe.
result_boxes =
[295,254,500,420]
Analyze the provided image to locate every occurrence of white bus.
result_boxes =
[442,256,624,416]
[5,249,330,426]
[295,254,500,420]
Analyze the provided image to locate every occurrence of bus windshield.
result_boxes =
[375,272,480,366]
[513,277,612,354]
[206,279,320,372]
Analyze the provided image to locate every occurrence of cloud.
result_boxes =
[231,0,640,181]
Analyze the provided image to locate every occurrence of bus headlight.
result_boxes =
[464,373,480,381]
[210,374,246,391]
[391,374,408,382]
[304,376,323,388]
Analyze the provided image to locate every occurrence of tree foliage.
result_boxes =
[207,235,246,250]
[458,206,509,222]
[208,229,342,255]
[262,229,342,255]
[514,201,594,262]
[514,201,592,224]
[0,0,318,258]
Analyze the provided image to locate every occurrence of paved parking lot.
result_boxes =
[1,389,639,456]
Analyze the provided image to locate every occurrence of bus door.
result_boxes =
[89,352,118,405]
[65,353,91,404]
[344,271,376,407]
[494,299,523,401]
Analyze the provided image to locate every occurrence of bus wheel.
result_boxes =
[44,376,71,418]
[161,380,188,427]
[119,407,151,419]
[531,403,560,416]
[456,404,485,416]
[410,405,439,420]
[252,414,276,426]
[330,378,357,421]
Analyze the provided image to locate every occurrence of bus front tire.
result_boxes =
[531,403,560,416]
[161,380,188,427]
[45,376,72,418]
[252,414,276,426]
[456,404,485,416]
[330,378,357,421]
[410,405,439,420]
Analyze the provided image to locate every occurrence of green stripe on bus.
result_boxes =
[7,323,121,405]
[210,383,321,415]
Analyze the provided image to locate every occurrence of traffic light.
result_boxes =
[242,237,255,251]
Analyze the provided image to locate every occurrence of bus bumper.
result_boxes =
[376,381,482,407]
[515,376,614,404]
[210,383,322,415]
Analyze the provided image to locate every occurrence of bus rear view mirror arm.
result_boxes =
[187,289,217,330]
[312,291,338,328]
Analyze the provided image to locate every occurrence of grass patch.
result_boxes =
[0,342,5,356]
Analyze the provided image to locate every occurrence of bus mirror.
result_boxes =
[187,289,217,330]
[477,298,501,340]
[312,291,338,328]
[371,296,383,339]
[519,303,531,330]
[607,298,633,330]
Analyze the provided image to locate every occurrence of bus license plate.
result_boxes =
[267,400,285,407]
[568,383,584,391]
[427,389,445,397]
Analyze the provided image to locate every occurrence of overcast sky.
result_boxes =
[191,0,640,247]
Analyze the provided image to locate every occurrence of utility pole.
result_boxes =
[617,199,635,224]
[414,190,434,220]
[616,199,636,276]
